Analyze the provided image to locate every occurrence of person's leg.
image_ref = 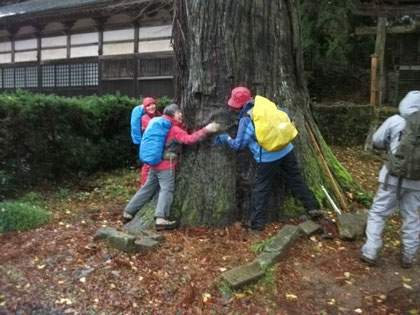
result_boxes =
[155,169,176,220]
[141,163,150,187]
[124,169,159,217]
[250,160,278,230]
[361,184,398,261]
[399,188,420,267]
[278,151,319,212]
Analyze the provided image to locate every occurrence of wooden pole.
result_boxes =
[370,54,378,106]
[375,17,387,106]
[305,122,348,212]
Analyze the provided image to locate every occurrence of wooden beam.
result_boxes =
[355,24,420,35]
[354,4,420,16]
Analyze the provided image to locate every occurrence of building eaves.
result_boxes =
[0,0,155,20]
[0,0,111,18]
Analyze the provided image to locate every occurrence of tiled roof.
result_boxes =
[0,0,113,18]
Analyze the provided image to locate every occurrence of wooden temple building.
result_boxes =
[0,0,174,98]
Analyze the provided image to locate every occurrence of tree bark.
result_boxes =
[125,0,355,230]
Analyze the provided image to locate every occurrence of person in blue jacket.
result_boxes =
[215,86,322,233]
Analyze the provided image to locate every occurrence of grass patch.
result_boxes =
[218,281,234,300]
[0,201,51,233]
[251,239,270,252]
[258,266,277,290]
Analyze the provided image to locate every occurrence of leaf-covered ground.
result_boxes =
[1,146,419,314]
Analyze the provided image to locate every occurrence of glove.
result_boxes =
[214,134,230,147]
[205,122,221,133]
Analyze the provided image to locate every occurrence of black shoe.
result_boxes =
[360,254,378,267]
[155,220,179,231]
[400,256,413,269]
[244,227,264,235]
[122,212,133,224]
[308,209,323,219]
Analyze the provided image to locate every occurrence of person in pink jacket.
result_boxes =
[123,104,220,231]
[140,97,161,186]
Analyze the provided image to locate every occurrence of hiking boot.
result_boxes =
[400,255,413,269]
[155,218,179,231]
[360,254,378,267]
[122,212,133,223]
[244,226,264,235]
[308,209,323,219]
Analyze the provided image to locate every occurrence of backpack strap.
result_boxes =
[396,176,403,200]
[383,172,389,191]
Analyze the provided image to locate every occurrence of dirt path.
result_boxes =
[0,146,419,314]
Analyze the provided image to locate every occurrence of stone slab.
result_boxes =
[221,262,265,289]
[94,227,136,253]
[254,252,281,271]
[298,220,321,237]
[134,237,160,253]
[263,224,300,253]
[337,211,368,240]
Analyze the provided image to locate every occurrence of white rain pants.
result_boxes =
[362,183,420,261]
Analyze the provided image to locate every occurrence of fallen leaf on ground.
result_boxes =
[202,292,211,302]
[403,283,413,290]
[285,293,297,300]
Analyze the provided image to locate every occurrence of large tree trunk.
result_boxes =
[127,0,356,231]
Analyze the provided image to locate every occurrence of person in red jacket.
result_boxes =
[123,104,220,230]
[140,97,160,186]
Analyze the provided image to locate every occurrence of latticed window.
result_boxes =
[160,58,173,76]
[56,64,69,87]
[0,69,3,88]
[84,63,98,86]
[71,64,83,86]
[26,67,38,88]
[4,68,14,88]
[15,67,25,88]
[42,65,55,87]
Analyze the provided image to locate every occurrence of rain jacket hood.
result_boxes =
[399,90,420,117]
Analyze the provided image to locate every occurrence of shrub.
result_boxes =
[0,201,51,233]
[0,91,172,198]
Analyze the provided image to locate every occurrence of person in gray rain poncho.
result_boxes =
[361,91,420,269]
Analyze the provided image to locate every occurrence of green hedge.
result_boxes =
[312,103,397,145]
[0,91,171,198]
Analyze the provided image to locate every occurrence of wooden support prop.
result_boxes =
[370,54,378,106]
[305,122,348,212]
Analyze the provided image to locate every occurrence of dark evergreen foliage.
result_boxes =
[299,0,375,102]
[0,91,170,199]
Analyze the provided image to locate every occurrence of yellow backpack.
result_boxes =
[252,95,298,151]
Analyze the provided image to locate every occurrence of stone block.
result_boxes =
[337,211,368,240]
[263,225,300,253]
[94,227,136,253]
[134,237,160,253]
[221,262,265,289]
[254,252,281,270]
[128,229,165,242]
[299,220,321,237]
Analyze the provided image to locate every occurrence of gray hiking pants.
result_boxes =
[124,169,175,219]
[362,184,420,261]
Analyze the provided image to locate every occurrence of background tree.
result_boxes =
[126,0,361,231]
[299,0,374,102]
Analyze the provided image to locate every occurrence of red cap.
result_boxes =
[228,87,252,109]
